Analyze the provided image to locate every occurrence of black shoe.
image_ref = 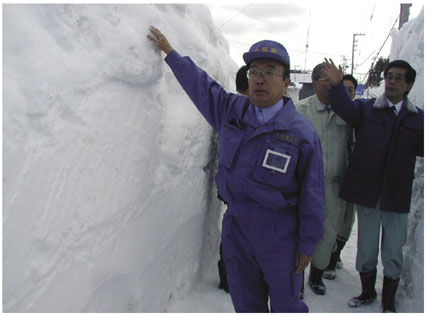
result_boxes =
[382,277,399,312]
[308,264,326,295]
[348,292,377,307]
[335,239,346,269]
[299,287,305,299]
[299,270,305,299]
[348,270,377,308]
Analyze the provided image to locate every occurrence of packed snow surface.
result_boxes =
[3,4,424,313]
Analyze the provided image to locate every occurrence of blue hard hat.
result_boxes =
[243,40,290,66]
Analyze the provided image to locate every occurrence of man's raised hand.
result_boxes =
[323,58,343,86]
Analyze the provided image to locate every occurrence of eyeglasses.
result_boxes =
[247,69,282,81]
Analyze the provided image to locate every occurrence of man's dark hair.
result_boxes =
[282,64,290,80]
[343,74,357,89]
[311,63,324,81]
[235,65,249,92]
[383,60,416,84]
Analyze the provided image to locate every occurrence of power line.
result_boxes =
[218,4,252,29]
[374,14,399,60]
[360,13,400,82]
[356,49,376,68]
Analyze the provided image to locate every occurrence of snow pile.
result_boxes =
[389,7,424,312]
[345,9,424,312]
[3,4,235,312]
[3,3,424,313]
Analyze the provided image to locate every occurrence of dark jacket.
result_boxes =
[329,82,423,213]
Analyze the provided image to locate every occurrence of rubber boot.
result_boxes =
[308,264,326,295]
[335,239,346,269]
[348,270,377,307]
[299,270,305,299]
[323,250,338,280]
[382,276,399,312]
[299,270,305,300]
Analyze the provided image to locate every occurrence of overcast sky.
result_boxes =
[206,1,423,82]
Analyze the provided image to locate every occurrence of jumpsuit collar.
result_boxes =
[254,99,284,124]
[247,97,295,132]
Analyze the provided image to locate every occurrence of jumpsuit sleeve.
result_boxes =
[295,131,325,256]
[329,82,364,128]
[164,50,237,132]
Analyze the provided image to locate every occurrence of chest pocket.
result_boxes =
[333,115,351,145]
[396,118,423,154]
[252,135,299,189]
[219,122,245,169]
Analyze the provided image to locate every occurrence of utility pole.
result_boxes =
[351,33,365,75]
[304,9,311,71]
[341,55,349,74]
[399,4,412,29]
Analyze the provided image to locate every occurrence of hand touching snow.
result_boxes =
[323,58,343,86]
[147,26,174,55]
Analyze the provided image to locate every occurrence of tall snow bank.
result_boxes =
[359,8,424,312]
[388,7,424,312]
[3,4,236,312]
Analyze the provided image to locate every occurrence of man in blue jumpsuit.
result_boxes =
[148,26,325,313]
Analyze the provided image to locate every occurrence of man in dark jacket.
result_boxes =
[323,58,423,312]
[148,26,325,312]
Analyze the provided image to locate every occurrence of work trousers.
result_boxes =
[337,202,356,242]
[356,204,408,279]
[221,207,308,313]
[311,181,347,269]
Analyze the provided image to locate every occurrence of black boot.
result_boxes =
[299,270,305,299]
[217,243,229,293]
[308,264,326,295]
[323,251,339,280]
[382,276,399,312]
[348,270,377,307]
[335,239,346,269]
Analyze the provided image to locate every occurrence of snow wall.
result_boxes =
[360,9,424,311]
[3,4,425,313]
[3,4,236,312]
[389,7,424,312]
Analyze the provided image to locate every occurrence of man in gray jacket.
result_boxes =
[296,63,352,296]
[325,74,358,277]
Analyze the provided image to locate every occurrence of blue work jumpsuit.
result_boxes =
[165,50,325,312]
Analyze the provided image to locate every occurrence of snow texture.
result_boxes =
[2,3,424,313]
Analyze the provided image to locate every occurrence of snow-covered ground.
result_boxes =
[2,4,423,313]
